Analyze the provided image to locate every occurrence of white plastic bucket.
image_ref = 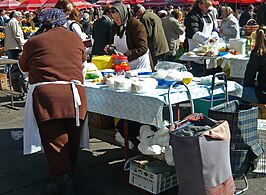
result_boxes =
[229,38,247,56]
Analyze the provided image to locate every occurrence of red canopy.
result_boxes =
[143,0,170,7]
[95,0,144,5]
[43,0,93,9]
[16,0,46,11]
[0,0,20,10]
[218,0,262,4]
[170,0,193,6]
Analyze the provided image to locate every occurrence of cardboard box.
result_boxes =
[0,73,8,90]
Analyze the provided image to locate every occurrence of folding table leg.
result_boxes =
[123,120,129,160]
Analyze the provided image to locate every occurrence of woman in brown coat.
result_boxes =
[19,8,88,194]
[106,2,151,70]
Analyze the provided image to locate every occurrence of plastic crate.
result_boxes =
[254,119,266,173]
[129,167,178,194]
[194,94,226,116]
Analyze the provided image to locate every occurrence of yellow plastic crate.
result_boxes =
[91,55,113,70]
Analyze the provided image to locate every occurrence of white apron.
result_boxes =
[114,32,151,71]
[23,80,90,155]
[188,14,214,65]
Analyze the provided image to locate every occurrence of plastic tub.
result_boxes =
[101,69,115,76]
[156,78,165,86]
[112,54,128,65]
[138,72,152,78]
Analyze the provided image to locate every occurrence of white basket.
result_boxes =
[254,119,266,174]
[129,167,178,194]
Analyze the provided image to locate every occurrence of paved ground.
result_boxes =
[0,98,266,195]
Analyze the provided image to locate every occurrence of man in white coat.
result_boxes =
[4,11,27,98]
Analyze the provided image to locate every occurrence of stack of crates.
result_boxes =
[254,119,266,174]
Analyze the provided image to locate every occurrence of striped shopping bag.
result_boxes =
[209,100,264,178]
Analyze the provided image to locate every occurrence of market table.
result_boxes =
[180,52,250,80]
[0,58,22,109]
[84,80,242,159]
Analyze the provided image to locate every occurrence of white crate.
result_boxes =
[254,119,266,173]
[129,167,178,194]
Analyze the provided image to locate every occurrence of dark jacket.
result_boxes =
[184,7,215,39]
[140,11,169,57]
[243,50,266,103]
[257,4,266,26]
[239,10,254,27]
[110,17,148,62]
[91,15,113,56]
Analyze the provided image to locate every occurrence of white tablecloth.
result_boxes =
[84,80,242,127]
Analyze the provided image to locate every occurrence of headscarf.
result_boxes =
[38,8,67,28]
[110,2,130,38]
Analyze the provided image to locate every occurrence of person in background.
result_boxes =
[184,0,219,77]
[220,6,240,42]
[0,9,7,32]
[55,0,73,17]
[257,0,266,26]
[106,2,151,70]
[32,11,41,27]
[239,4,255,27]
[67,8,88,41]
[80,12,92,36]
[133,4,169,68]
[19,8,88,194]
[162,9,184,62]
[4,11,27,99]
[91,6,113,56]
[243,26,266,104]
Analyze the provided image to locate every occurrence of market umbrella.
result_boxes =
[0,0,20,10]
[95,0,114,5]
[16,0,46,11]
[143,0,170,7]
[169,0,193,6]
[218,0,262,4]
[43,0,93,9]
[123,0,145,5]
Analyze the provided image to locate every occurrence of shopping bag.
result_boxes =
[209,100,264,178]
[170,114,235,195]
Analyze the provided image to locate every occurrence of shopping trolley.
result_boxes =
[168,81,235,195]
[209,100,264,194]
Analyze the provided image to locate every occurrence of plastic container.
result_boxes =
[91,55,113,70]
[156,78,165,86]
[138,72,152,78]
[165,80,178,87]
[114,64,130,72]
[129,167,178,194]
[219,52,229,56]
[101,69,115,76]
[194,94,226,116]
[112,54,128,65]
[229,38,246,56]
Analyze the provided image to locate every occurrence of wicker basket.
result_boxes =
[243,19,259,36]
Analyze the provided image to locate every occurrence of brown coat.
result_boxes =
[110,18,148,62]
[19,27,87,123]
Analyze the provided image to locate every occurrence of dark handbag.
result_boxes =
[83,39,92,48]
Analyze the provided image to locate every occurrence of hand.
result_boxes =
[104,44,110,54]
[209,38,218,43]
[116,51,124,56]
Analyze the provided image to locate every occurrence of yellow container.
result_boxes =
[91,55,113,70]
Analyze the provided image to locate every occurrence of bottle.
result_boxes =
[250,31,256,50]
[246,38,250,55]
